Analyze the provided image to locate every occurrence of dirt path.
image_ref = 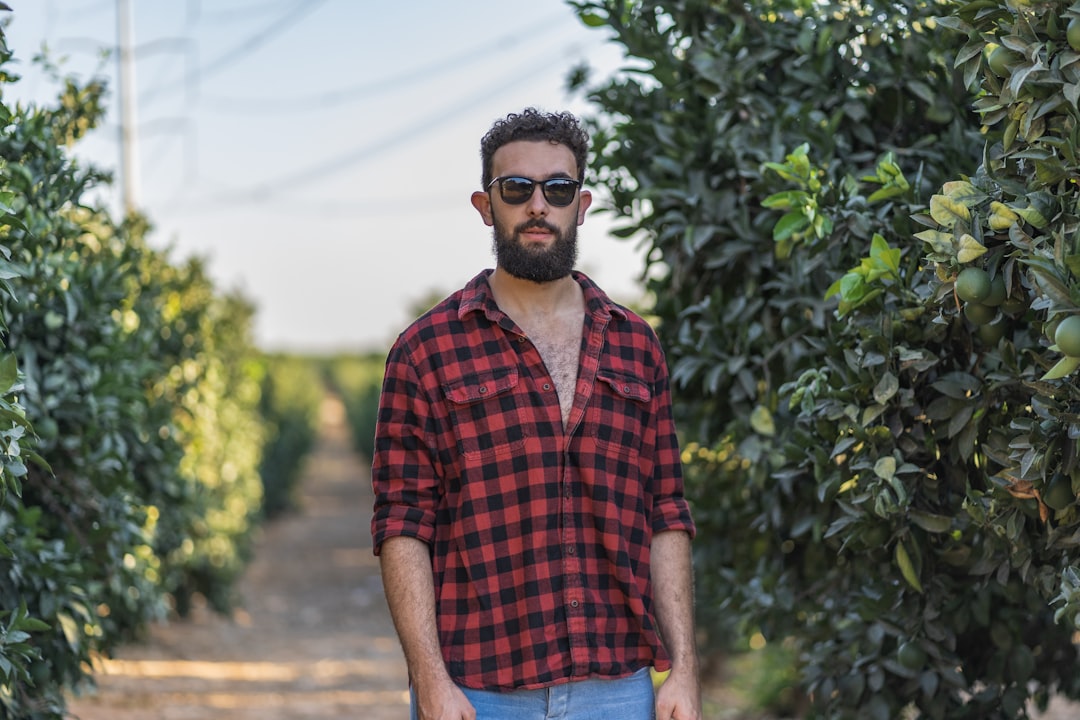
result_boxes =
[67,394,410,720]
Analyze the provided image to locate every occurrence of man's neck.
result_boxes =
[489,267,581,321]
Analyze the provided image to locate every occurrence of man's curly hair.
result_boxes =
[479,108,590,187]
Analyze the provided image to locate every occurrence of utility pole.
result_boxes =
[117,0,139,215]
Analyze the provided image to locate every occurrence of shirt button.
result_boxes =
[543,383,552,391]
[623,385,631,393]
[570,600,579,608]
[479,386,487,394]
[567,545,575,554]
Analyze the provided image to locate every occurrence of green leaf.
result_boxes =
[26,451,52,473]
[874,456,897,481]
[895,540,924,593]
[869,234,900,274]
[1025,261,1073,307]
[773,212,809,242]
[761,190,802,209]
[873,372,899,404]
[0,354,17,396]
[867,184,907,203]
[1041,355,1080,380]
[578,11,607,27]
[909,510,952,534]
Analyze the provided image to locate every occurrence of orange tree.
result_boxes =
[258,353,324,518]
[0,19,269,718]
[574,0,1080,716]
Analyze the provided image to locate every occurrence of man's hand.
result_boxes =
[651,530,702,719]
[413,676,476,720]
[655,666,702,720]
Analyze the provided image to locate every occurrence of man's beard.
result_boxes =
[492,217,578,283]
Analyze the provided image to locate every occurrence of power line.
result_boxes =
[139,0,329,105]
[165,41,588,211]
[194,10,573,114]
[198,0,301,23]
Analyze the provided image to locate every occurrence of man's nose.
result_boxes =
[523,183,550,215]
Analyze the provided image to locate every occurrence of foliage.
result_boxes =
[147,255,265,616]
[323,353,386,463]
[0,24,268,719]
[574,0,1080,716]
[258,354,324,518]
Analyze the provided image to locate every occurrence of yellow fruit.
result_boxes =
[1055,315,1080,357]
[956,267,992,303]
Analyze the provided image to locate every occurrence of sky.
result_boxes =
[2,0,648,353]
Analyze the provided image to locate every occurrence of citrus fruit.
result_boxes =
[1054,315,1080,357]
[964,302,996,325]
[983,275,1007,307]
[986,45,1016,77]
[897,641,927,670]
[955,267,992,303]
[977,318,1007,344]
[1069,18,1080,51]
[1001,295,1028,316]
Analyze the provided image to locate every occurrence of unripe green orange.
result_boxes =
[983,275,1007,307]
[1068,18,1080,52]
[986,45,1016,77]
[1054,315,1080,357]
[956,267,992,303]
[898,641,927,670]
[964,302,996,326]
[977,318,1007,345]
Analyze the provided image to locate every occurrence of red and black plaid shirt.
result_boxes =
[371,269,695,691]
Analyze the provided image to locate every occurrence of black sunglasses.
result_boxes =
[486,176,582,207]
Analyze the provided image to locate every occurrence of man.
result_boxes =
[371,108,700,720]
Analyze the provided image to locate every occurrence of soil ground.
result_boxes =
[66,394,409,720]
[64,393,1080,720]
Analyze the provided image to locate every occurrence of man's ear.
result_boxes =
[471,191,494,227]
[576,189,593,225]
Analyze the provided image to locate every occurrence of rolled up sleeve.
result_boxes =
[649,352,696,539]
[371,340,442,555]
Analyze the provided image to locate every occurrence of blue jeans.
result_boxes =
[410,667,655,720]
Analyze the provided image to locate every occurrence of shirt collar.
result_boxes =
[458,269,628,324]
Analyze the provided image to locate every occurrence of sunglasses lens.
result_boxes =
[543,179,578,207]
[499,177,535,204]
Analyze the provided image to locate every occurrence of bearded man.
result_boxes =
[371,108,701,720]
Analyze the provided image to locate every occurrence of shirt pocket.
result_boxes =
[443,366,529,459]
[588,370,653,456]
